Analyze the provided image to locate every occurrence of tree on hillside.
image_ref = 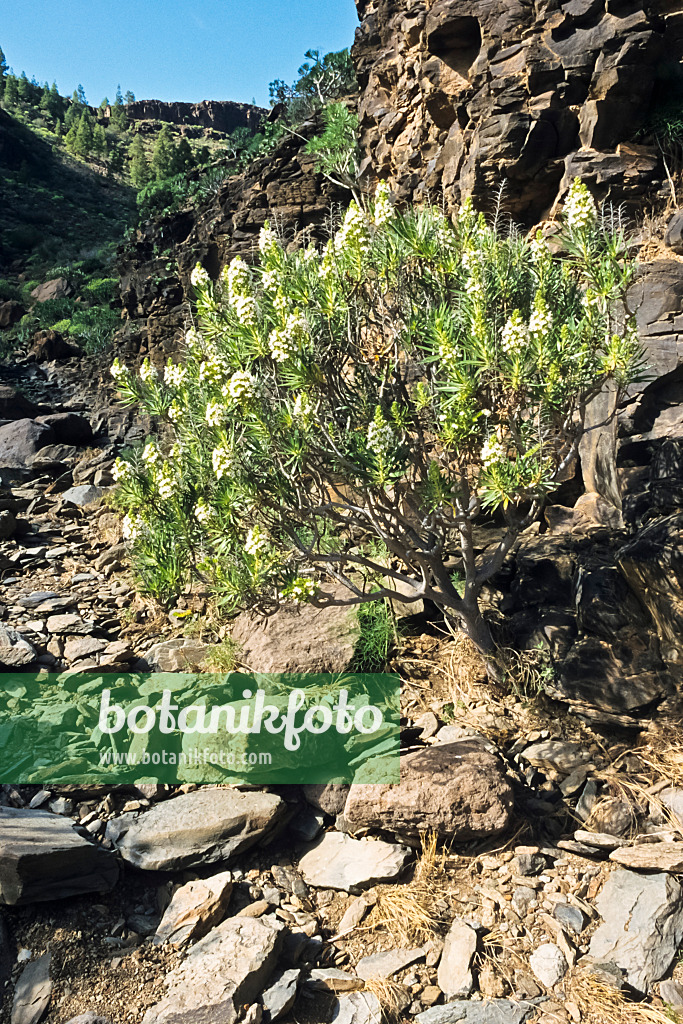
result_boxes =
[3,74,18,108]
[129,134,151,187]
[151,124,176,181]
[65,86,86,130]
[76,83,87,106]
[269,48,358,121]
[98,96,110,114]
[124,90,135,105]
[110,84,127,131]
[0,47,7,98]
[93,122,107,158]
[17,71,30,104]
[75,109,94,156]
[171,136,194,175]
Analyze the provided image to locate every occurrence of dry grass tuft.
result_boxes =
[362,977,409,1021]
[570,970,683,1024]
[444,631,488,699]
[367,832,451,946]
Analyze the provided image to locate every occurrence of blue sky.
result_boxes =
[1,1,360,108]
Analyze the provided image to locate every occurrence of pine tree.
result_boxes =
[98,96,109,114]
[93,122,107,157]
[39,83,51,114]
[0,47,7,98]
[65,123,78,154]
[54,118,62,138]
[129,134,151,187]
[74,109,94,156]
[48,81,62,119]
[3,74,18,108]
[17,71,29,104]
[171,137,194,175]
[110,84,127,131]
[124,90,135,105]
[76,83,87,106]
[151,124,176,181]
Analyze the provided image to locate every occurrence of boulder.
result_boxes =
[0,807,118,905]
[153,870,234,947]
[28,330,79,362]
[142,915,283,1024]
[11,951,52,1024]
[589,870,683,994]
[342,741,514,841]
[298,831,411,892]
[0,385,37,420]
[141,637,215,673]
[302,783,350,817]
[60,485,104,507]
[0,419,55,470]
[231,584,360,673]
[30,277,73,302]
[116,789,287,871]
[261,967,301,1022]
[35,412,92,445]
[0,299,24,328]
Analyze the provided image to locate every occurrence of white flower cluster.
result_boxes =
[262,269,279,292]
[292,392,313,419]
[224,369,256,403]
[367,418,396,457]
[212,445,234,480]
[142,441,162,466]
[110,358,128,381]
[334,201,370,254]
[185,327,202,352]
[528,296,553,342]
[194,500,212,524]
[501,311,529,353]
[234,294,258,328]
[168,400,182,422]
[224,257,251,301]
[564,178,597,231]
[465,276,485,302]
[373,181,394,226]
[281,578,318,603]
[439,340,459,369]
[112,458,135,483]
[164,361,187,388]
[191,263,210,288]
[139,358,158,383]
[268,311,309,362]
[122,514,143,541]
[155,461,176,500]
[245,526,269,557]
[480,436,507,467]
[205,400,227,427]
[529,231,550,263]
[198,356,228,387]
[258,224,280,259]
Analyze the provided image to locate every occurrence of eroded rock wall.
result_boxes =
[352,0,679,221]
[115,98,266,134]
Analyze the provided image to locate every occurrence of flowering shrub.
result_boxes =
[110,179,643,668]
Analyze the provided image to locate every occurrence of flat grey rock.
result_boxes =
[11,951,51,1024]
[331,991,383,1024]
[589,869,683,994]
[415,999,538,1024]
[529,943,567,988]
[0,807,118,905]
[142,915,283,1024]
[356,946,424,980]
[438,919,477,998]
[60,485,104,507]
[261,967,300,1021]
[117,789,287,871]
[299,831,411,892]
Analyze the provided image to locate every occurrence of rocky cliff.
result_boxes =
[115,98,266,134]
[352,0,679,221]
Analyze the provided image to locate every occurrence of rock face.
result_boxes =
[343,741,514,841]
[298,831,412,892]
[116,789,287,871]
[142,915,283,1024]
[0,808,118,905]
[352,0,672,221]
[0,419,55,470]
[121,98,265,134]
[589,869,683,994]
